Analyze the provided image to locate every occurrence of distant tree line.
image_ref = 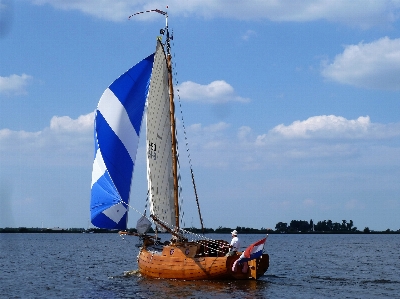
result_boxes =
[1,221,399,234]
[184,222,400,234]
[0,227,115,233]
[275,219,359,233]
[274,219,400,234]
[185,220,400,234]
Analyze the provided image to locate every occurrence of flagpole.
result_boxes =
[263,234,269,253]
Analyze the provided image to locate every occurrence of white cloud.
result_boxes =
[322,37,400,90]
[0,74,33,96]
[0,129,42,151]
[271,115,371,139]
[50,112,94,132]
[0,112,94,166]
[30,0,400,27]
[185,115,400,171]
[32,0,132,22]
[2,111,400,173]
[178,80,250,104]
[237,126,252,141]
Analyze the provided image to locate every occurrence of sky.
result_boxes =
[0,0,399,232]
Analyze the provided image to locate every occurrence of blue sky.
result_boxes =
[1,0,399,231]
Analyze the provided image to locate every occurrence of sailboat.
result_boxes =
[90,9,269,280]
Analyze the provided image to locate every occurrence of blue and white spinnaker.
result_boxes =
[90,53,154,230]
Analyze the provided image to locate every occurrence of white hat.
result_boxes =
[231,230,238,236]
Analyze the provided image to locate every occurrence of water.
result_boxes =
[1,233,399,298]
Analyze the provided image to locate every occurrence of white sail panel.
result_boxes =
[146,42,176,229]
[91,148,106,188]
[102,202,127,224]
[97,88,140,161]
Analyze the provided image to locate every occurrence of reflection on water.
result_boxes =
[120,263,270,298]
[130,275,269,299]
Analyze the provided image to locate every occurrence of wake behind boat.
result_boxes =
[90,9,269,280]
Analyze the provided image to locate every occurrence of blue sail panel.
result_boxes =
[90,53,155,230]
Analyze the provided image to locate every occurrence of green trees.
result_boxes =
[288,220,311,232]
[275,222,288,233]
[274,219,359,233]
[314,219,357,232]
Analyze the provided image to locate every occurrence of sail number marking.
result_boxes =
[148,142,157,160]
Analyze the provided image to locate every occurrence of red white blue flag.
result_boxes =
[238,237,267,263]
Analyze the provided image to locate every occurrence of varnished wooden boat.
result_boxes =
[138,240,269,280]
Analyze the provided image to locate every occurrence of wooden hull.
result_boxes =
[137,243,269,280]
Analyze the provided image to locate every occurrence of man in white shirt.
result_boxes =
[226,230,240,256]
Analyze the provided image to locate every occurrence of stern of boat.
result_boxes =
[227,253,269,280]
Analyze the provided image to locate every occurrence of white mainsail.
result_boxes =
[146,42,176,229]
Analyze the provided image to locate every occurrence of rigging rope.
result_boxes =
[175,132,186,228]
[171,39,205,234]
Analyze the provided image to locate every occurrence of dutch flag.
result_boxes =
[238,236,268,263]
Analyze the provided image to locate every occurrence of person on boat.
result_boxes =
[226,230,240,256]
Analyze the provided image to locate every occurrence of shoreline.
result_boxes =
[1,228,399,234]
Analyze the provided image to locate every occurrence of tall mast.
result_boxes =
[164,14,180,231]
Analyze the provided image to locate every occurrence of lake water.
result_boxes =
[1,233,399,298]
